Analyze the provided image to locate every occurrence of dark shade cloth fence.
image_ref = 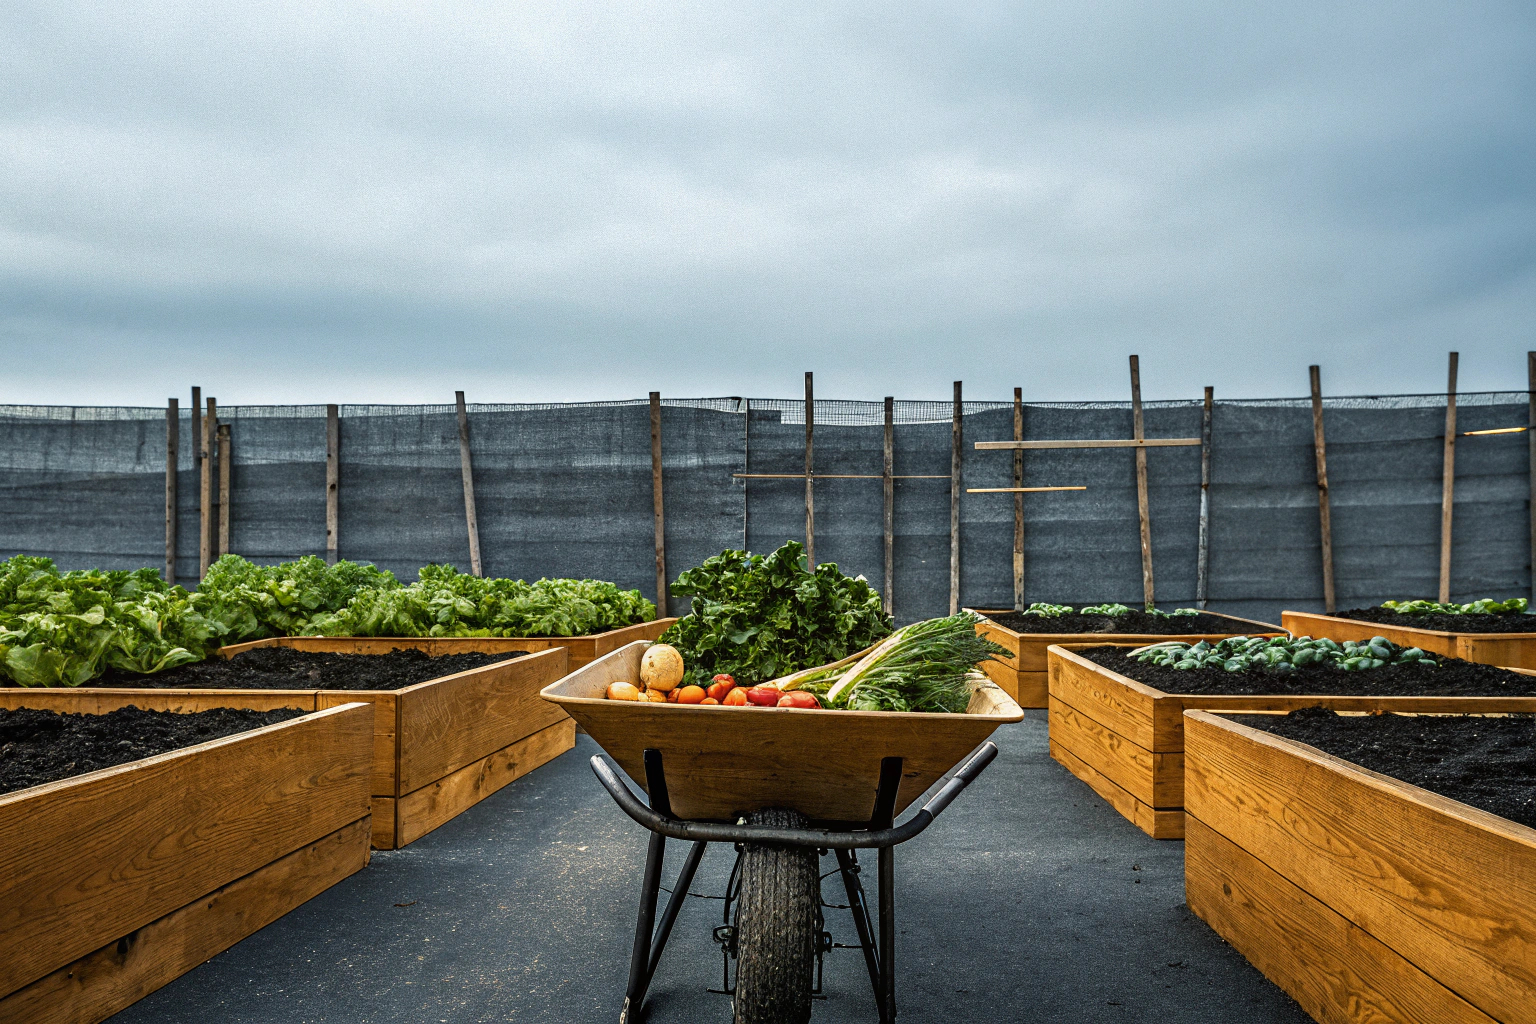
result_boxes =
[0,392,1529,624]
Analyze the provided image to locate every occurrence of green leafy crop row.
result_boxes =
[1380,598,1529,616]
[1020,602,1199,618]
[1129,634,1436,673]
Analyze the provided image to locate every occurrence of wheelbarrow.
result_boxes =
[541,640,1023,1023]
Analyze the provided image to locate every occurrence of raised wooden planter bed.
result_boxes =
[970,610,1284,708]
[0,702,373,1024]
[3,644,574,850]
[1184,709,1536,1024]
[1046,643,1536,839]
[216,616,678,669]
[1283,609,1536,670]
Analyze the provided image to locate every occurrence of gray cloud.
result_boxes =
[2,1,1533,406]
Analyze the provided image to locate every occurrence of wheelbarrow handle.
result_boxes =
[589,740,999,850]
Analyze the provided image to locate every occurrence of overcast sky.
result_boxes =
[3,2,1533,407]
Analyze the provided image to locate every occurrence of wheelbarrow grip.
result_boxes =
[588,739,1000,850]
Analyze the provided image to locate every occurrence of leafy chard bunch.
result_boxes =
[0,555,217,686]
[313,566,654,638]
[1129,635,1436,673]
[1382,598,1530,616]
[658,541,892,687]
[1020,601,1199,618]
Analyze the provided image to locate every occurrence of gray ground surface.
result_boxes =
[110,713,1310,1024]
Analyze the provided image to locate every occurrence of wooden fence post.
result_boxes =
[1309,367,1335,613]
[326,404,340,565]
[1197,386,1214,610]
[1129,356,1155,609]
[199,397,215,577]
[804,372,815,567]
[217,424,231,558]
[165,399,178,584]
[1439,352,1459,604]
[950,380,962,616]
[650,392,667,616]
[1013,387,1024,611]
[455,392,483,577]
[883,396,895,616]
[1529,352,1536,603]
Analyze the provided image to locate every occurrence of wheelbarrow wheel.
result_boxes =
[733,808,819,1024]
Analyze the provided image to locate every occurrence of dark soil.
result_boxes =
[1333,607,1536,634]
[1237,707,1536,830]
[0,705,305,796]
[988,610,1267,635]
[96,647,527,691]
[1081,645,1536,697]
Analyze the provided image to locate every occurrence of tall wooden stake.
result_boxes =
[164,399,178,584]
[883,396,895,616]
[804,372,815,567]
[1529,352,1536,603]
[455,391,483,577]
[1129,356,1155,609]
[1197,386,1214,610]
[650,392,667,615]
[950,380,962,616]
[742,398,750,549]
[1439,352,1459,603]
[1012,387,1024,611]
[1308,367,1335,612]
[199,396,215,577]
[217,424,232,557]
[326,404,340,565]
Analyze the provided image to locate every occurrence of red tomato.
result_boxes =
[745,687,781,707]
[711,673,736,686]
[776,691,821,710]
[722,688,750,706]
[706,678,736,701]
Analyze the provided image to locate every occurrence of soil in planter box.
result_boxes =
[1237,707,1536,830]
[1334,607,1536,635]
[97,647,527,691]
[989,611,1253,635]
[1081,646,1536,697]
[0,706,304,795]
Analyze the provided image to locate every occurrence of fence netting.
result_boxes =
[0,392,1528,624]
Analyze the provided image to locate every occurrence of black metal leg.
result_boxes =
[878,844,896,1022]
[836,848,885,1020]
[621,831,666,1023]
[647,840,709,978]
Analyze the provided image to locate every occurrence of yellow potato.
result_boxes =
[640,644,685,691]
[606,681,641,701]
[643,689,668,703]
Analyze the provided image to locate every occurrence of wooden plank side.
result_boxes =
[394,648,569,795]
[315,691,398,797]
[1048,698,1181,807]
[1280,611,1459,656]
[1048,738,1183,840]
[0,819,370,1024]
[1048,648,1164,750]
[370,798,398,851]
[1186,816,1494,1024]
[0,703,373,997]
[0,690,319,714]
[1013,670,1047,708]
[1457,634,1536,671]
[1184,711,1536,1023]
[395,719,575,847]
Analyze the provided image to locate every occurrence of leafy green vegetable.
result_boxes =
[790,613,1010,713]
[1381,598,1530,616]
[1128,634,1436,673]
[0,556,216,686]
[196,554,399,642]
[1019,602,1074,617]
[657,541,892,687]
[1022,601,1198,618]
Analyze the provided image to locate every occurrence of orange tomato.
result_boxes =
[722,688,749,706]
[706,678,736,702]
[675,685,707,705]
[606,682,641,701]
[699,697,719,705]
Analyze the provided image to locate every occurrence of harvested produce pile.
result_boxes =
[1239,708,1536,829]
[1337,597,1536,635]
[1081,638,1536,697]
[0,552,650,687]
[0,556,216,687]
[658,541,891,688]
[607,614,1008,713]
[96,647,523,691]
[988,603,1242,636]
[0,706,304,795]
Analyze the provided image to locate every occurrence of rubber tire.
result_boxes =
[732,809,819,1024]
